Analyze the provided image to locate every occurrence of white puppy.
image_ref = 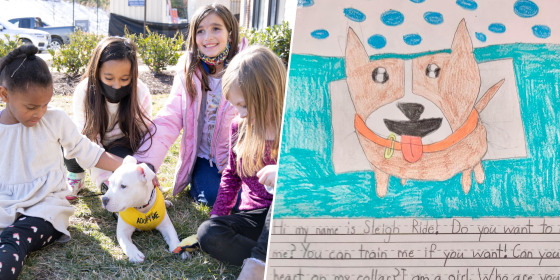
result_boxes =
[102,156,189,262]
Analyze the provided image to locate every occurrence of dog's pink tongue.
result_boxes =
[401,135,423,163]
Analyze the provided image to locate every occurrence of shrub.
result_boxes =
[0,34,22,57]
[241,21,292,66]
[128,28,184,74]
[48,30,102,76]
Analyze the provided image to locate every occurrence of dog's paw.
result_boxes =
[164,200,174,208]
[127,250,146,263]
[180,251,191,260]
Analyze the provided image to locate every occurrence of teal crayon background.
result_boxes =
[274,44,560,218]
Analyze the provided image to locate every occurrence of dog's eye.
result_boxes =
[372,67,389,84]
[120,185,127,189]
[426,63,440,78]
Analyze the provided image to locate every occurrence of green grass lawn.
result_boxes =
[1,95,241,279]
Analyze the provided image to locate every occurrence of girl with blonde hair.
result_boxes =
[197,45,286,279]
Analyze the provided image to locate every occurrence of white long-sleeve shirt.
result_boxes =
[0,108,104,240]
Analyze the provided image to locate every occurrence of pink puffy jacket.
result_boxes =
[135,43,246,195]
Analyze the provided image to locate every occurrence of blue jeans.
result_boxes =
[190,157,222,207]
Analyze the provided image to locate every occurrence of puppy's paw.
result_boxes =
[127,250,145,263]
[180,251,191,260]
[164,200,174,208]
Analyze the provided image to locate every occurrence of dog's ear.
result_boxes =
[451,19,473,56]
[137,163,156,183]
[123,155,138,165]
[345,27,370,75]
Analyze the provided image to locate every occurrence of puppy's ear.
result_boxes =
[123,155,138,165]
[451,19,473,56]
[137,163,156,183]
[345,27,370,75]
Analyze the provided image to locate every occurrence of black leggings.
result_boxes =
[64,144,133,173]
[0,215,62,280]
[197,207,270,266]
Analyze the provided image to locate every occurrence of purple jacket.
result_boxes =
[135,49,244,195]
[211,119,275,216]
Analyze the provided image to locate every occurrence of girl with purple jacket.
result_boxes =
[135,4,247,206]
[197,45,286,278]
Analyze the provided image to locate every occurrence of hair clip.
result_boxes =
[11,57,27,78]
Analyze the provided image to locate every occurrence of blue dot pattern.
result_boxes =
[381,10,405,26]
[532,25,551,38]
[456,0,478,10]
[311,29,329,39]
[475,32,487,42]
[344,8,366,22]
[298,0,314,7]
[424,12,444,25]
[368,35,387,49]
[403,33,422,45]
[514,0,538,18]
[489,23,506,33]
[306,0,553,47]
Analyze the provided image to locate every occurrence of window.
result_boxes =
[251,0,281,29]
[230,0,241,21]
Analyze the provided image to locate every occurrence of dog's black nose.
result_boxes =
[398,103,424,121]
[102,196,109,207]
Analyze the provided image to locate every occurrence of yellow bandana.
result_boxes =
[119,187,166,231]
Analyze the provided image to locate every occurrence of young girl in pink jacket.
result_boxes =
[134,4,247,206]
[197,45,286,279]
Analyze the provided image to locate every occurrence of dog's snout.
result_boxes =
[398,103,424,121]
[102,196,109,207]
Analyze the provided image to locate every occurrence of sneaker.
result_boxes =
[100,180,110,195]
[65,172,85,200]
[237,258,265,280]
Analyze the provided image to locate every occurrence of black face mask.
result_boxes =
[100,82,131,103]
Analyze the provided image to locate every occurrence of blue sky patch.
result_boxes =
[381,10,405,26]
[475,32,487,42]
[456,0,478,10]
[368,34,387,49]
[403,33,422,45]
[344,8,366,22]
[489,23,506,33]
[514,0,539,18]
[311,29,329,39]
[297,0,314,7]
[532,25,551,39]
[424,11,444,25]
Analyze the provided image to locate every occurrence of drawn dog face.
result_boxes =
[346,20,481,162]
[102,156,156,212]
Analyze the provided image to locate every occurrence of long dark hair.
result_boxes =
[81,36,154,153]
[0,45,51,92]
[185,3,240,101]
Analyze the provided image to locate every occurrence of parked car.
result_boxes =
[8,17,74,49]
[0,20,50,51]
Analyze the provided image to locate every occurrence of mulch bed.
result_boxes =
[52,70,175,96]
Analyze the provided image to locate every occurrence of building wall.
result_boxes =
[110,0,169,23]
[187,0,230,20]
[185,0,296,29]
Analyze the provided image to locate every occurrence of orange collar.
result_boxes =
[354,110,479,153]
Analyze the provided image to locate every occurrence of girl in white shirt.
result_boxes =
[64,37,154,199]
[0,45,123,280]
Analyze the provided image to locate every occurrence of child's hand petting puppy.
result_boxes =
[257,164,278,193]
